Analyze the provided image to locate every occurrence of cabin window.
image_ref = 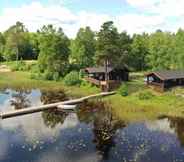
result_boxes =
[89,74,94,77]
[148,76,154,82]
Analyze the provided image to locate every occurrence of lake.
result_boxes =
[0,89,184,162]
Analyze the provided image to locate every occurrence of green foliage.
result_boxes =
[38,25,70,79]
[138,90,154,100]
[43,70,53,80]
[64,71,81,86]
[118,84,128,96]
[70,27,96,68]
[173,29,184,69]
[95,21,120,66]
[2,21,184,73]
[130,33,149,71]
[147,31,174,70]
[0,32,5,61]
[3,22,36,61]
[9,60,26,71]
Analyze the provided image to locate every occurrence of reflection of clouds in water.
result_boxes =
[38,150,99,162]
[0,98,12,111]
[0,89,80,144]
[0,113,61,143]
[0,90,13,112]
[0,139,9,161]
[0,113,79,144]
[27,89,42,106]
[61,113,79,129]
[145,118,175,134]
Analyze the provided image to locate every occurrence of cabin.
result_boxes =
[145,70,184,91]
[83,66,129,91]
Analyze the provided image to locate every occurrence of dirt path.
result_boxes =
[0,65,11,72]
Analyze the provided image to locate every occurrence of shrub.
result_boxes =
[30,72,42,80]
[64,71,81,86]
[43,70,53,80]
[138,91,154,100]
[118,84,128,96]
[9,60,27,71]
[53,72,60,81]
[80,80,93,87]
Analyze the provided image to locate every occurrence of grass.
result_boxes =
[0,70,184,122]
[104,73,184,122]
[0,71,99,96]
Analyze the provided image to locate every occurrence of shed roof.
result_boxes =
[146,70,184,80]
[84,66,128,73]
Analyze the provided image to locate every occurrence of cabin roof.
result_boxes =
[84,66,128,73]
[146,70,184,80]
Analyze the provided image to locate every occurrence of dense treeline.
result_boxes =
[0,21,184,79]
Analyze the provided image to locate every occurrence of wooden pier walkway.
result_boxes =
[0,91,116,119]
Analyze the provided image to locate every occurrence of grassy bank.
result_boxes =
[0,71,184,122]
[0,71,99,96]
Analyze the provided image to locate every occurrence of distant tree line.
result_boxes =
[0,21,184,79]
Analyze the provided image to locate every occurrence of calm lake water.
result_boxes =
[0,89,184,162]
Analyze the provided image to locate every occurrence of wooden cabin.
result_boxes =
[146,70,184,91]
[83,66,129,91]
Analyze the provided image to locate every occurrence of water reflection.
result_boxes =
[10,90,31,109]
[41,90,69,128]
[168,117,184,147]
[41,90,67,104]
[93,108,125,160]
[0,89,184,162]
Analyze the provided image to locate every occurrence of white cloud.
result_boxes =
[0,1,184,38]
[0,2,111,38]
[126,0,159,10]
[126,0,184,17]
[115,14,165,35]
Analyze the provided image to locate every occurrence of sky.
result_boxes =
[0,0,184,38]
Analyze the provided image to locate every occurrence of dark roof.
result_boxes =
[84,66,128,73]
[146,70,184,80]
[85,67,113,73]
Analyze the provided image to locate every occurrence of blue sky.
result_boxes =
[0,0,183,38]
[0,0,135,15]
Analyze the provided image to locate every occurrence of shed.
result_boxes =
[145,70,184,91]
[83,66,129,91]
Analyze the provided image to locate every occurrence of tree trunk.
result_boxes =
[104,59,109,92]
[16,46,19,65]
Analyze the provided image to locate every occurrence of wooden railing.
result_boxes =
[84,77,100,86]
[85,77,122,91]
[148,82,163,87]
[147,81,164,92]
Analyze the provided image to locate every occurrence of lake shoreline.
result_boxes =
[0,71,184,122]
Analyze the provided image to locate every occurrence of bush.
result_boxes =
[53,72,60,81]
[10,61,26,71]
[80,80,93,87]
[30,72,42,80]
[138,91,154,100]
[43,70,53,80]
[118,84,128,96]
[64,71,81,86]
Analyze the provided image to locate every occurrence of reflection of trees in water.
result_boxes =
[78,101,126,160]
[10,89,31,110]
[77,100,107,124]
[42,110,68,128]
[168,117,184,146]
[40,90,67,104]
[41,90,68,128]
[93,110,126,160]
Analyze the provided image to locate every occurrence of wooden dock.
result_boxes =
[0,91,116,119]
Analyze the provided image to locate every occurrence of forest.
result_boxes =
[0,20,184,81]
